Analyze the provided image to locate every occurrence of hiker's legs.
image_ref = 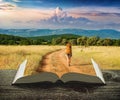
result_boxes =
[68,57,71,66]
[65,54,69,66]
[65,54,71,66]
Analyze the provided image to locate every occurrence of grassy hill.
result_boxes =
[0,34,30,45]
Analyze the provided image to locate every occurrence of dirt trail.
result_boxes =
[37,49,96,78]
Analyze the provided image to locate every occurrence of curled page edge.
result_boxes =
[91,58,106,84]
[12,59,27,84]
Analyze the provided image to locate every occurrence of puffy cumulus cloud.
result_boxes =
[54,7,67,18]
[31,7,119,30]
[42,7,92,25]
[0,6,94,29]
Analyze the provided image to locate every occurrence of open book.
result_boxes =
[12,59,105,85]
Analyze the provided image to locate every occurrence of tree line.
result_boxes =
[0,34,120,46]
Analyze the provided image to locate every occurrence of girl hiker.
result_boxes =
[65,42,72,66]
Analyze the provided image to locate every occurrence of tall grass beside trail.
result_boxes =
[0,45,63,75]
[72,46,120,70]
[0,45,120,76]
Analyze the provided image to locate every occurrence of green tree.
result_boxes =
[103,38,113,46]
[87,36,99,46]
[51,37,62,45]
[97,39,104,46]
[52,38,57,45]
[19,40,30,45]
[69,39,77,45]
[77,37,82,45]
[8,40,16,45]
[80,36,88,46]
[61,38,67,45]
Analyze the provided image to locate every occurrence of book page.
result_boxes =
[13,72,59,84]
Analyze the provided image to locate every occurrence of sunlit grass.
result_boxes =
[0,45,63,75]
[0,45,120,76]
[72,46,120,70]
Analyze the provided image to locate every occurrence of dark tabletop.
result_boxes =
[0,70,120,100]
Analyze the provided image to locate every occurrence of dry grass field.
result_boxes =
[0,45,120,75]
[72,46,120,70]
[0,45,62,75]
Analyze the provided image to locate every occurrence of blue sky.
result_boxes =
[6,0,120,8]
[0,0,120,30]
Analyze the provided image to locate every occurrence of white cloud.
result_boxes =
[0,3,16,10]
[12,0,21,2]
[67,7,120,14]
[30,7,119,30]
[54,7,67,18]
[66,7,120,24]
[0,6,120,30]
[42,7,92,24]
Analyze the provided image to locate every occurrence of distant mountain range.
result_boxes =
[0,29,120,39]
